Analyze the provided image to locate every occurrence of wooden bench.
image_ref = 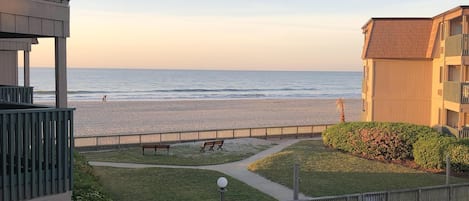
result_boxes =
[200,140,224,152]
[142,144,170,155]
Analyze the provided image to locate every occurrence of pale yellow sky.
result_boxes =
[26,0,468,71]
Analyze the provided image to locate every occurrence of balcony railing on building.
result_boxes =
[445,34,469,56]
[460,127,469,138]
[0,103,74,201]
[443,81,469,103]
[0,85,33,105]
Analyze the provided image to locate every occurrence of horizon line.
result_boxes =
[23,66,362,73]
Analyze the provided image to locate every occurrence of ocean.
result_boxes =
[20,68,362,102]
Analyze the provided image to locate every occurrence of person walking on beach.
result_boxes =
[102,95,107,103]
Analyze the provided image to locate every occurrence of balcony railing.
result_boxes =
[0,85,33,104]
[0,104,74,201]
[443,81,469,104]
[460,127,469,138]
[445,34,469,56]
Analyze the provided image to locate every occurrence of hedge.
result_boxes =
[322,122,440,161]
[448,139,469,172]
[73,152,113,201]
[413,135,456,169]
[323,122,469,172]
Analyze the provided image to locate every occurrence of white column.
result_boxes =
[55,37,67,108]
[24,50,30,87]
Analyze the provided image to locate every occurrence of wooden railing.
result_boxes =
[459,127,469,138]
[445,34,469,56]
[74,124,333,149]
[309,183,469,201]
[443,82,469,104]
[0,104,74,201]
[0,85,33,104]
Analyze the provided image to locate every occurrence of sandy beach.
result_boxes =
[66,99,361,137]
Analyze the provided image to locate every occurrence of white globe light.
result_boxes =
[217,177,228,188]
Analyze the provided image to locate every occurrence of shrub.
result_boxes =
[413,135,456,169]
[73,152,112,201]
[322,122,440,161]
[448,139,469,172]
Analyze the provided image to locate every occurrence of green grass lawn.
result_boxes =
[83,141,273,166]
[248,140,469,197]
[94,166,276,201]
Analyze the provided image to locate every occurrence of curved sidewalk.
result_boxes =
[90,137,321,201]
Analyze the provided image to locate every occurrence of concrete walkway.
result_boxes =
[90,137,320,201]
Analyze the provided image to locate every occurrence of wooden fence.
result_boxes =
[74,124,334,149]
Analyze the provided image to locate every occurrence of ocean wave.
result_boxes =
[34,87,317,95]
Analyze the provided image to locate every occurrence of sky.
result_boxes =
[28,0,469,71]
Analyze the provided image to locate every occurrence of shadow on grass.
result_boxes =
[249,140,469,197]
[83,142,273,166]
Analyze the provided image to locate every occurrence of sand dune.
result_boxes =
[69,99,361,137]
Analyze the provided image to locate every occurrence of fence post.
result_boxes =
[293,163,300,201]
[95,137,98,147]
[446,154,451,185]
[448,185,452,201]
[118,136,121,150]
[418,189,422,201]
[296,126,299,139]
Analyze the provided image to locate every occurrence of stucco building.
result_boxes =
[362,6,469,138]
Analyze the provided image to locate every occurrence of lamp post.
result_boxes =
[217,177,228,201]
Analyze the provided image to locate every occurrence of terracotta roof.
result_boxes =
[363,18,433,59]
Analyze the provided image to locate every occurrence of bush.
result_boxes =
[73,152,113,201]
[448,139,469,172]
[322,122,440,161]
[413,135,456,169]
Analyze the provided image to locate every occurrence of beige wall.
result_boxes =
[430,59,444,127]
[0,51,17,85]
[362,59,374,121]
[371,59,432,125]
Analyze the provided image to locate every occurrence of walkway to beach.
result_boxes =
[90,138,320,201]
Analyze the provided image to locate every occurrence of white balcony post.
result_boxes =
[24,50,30,87]
[55,37,67,108]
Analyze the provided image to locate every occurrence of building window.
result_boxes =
[447,110,459,128]
[448,65,461,81]
[438,108,441,124]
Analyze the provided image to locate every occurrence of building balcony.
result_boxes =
[0,85,33,104]
[0,103,74,200]
[443,81,469,104]
[445,34,469,56]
